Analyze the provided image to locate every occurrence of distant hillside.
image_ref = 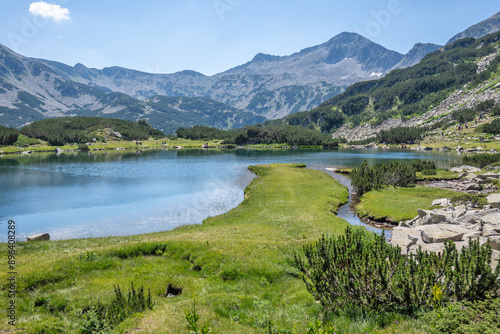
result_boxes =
[1,10,499,130]
[448,11,500,44]
[0,44,264,133]
[34,32,439,119]
[272,32,500,141]
[20,117,164,146]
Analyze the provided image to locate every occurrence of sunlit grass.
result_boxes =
[356,185,461,223]
[0,163,357,333]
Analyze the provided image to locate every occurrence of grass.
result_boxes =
[0,137,325,155]
[356,185,461,223]
[0,138,225,154]
[2,163,387,333]
[416,170,461,181]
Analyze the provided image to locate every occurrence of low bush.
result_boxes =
[78,144,90,151]
[295,227,500,315]
[377,126,427,144]
[80,282,154,333]
[450,193,488,207]
[13,134,40,147]
[424,298,500,334]
[482,119,500,134]
[463,153,500,168]
[0,126,19,146]
[422,168,438,175]
[351,160,417,195]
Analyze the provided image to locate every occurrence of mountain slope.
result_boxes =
[34,32,438,119]
[390,43,442,70]
[222,32,405,83]
[274,32,500,140]
[448,11,500,44]
[0,44,264,133]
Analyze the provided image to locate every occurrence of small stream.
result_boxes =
[309,165,392,239]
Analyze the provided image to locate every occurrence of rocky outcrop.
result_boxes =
[391,199,500,265]
[424,169,499,195]
[333,73,500,142]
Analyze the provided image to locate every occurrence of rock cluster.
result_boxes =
[391,196,500,264]
[424,166,499,194]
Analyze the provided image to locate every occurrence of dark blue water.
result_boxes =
[0,148,461,241]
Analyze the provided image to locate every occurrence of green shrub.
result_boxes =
[351,160,417,195]
[424,298,500,334]
[463,153,500,168]
[452,108,476,123]
[295,227,500,315]
[78,283,154,332]
[79,306,111,334]
[377,126,427,144]
[106,283,154,326]
[13,133,40,147]
[21,117,164,146]
[220,269,240,282]
[0,125,19,146]
[411,160,436,171]
[482,119,500,134]
[185,296,211,334]
[422,168,438,175]
[78,143,90,151]
[450,193,488,207]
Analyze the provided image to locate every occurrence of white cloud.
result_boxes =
[29,2,71,23]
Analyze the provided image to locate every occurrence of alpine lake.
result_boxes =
[0,148,462,242]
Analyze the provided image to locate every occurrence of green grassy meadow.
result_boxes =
[356,186,461,223]
[0,164,364,333]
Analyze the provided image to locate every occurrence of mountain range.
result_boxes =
[0,11,499,133]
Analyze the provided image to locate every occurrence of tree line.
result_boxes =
[19,117,164,146]
[176,124,342,147]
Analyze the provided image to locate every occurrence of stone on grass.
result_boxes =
[27,233,50,242]
[432,198,450,207]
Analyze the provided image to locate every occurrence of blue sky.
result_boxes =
[0,0,499,76]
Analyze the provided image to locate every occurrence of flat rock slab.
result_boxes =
[449,165,482,173]
[477,172,500,179]
[481,212,500,224]
[27,233,50,242]
[420,224,468,244]
[486,193,500,208]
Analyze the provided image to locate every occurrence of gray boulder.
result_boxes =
[27,233,50,242]
[420,224,467,244]
[486,193,500,208]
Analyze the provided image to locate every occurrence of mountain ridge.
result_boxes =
[448,11,500,44]
[2,11,500,132]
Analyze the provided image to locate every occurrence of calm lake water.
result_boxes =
[0,148,462,242]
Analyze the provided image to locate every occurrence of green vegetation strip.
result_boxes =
[1,164,356,333]
[356,186,461,223]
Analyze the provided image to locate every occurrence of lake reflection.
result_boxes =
[0,148,461,241]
